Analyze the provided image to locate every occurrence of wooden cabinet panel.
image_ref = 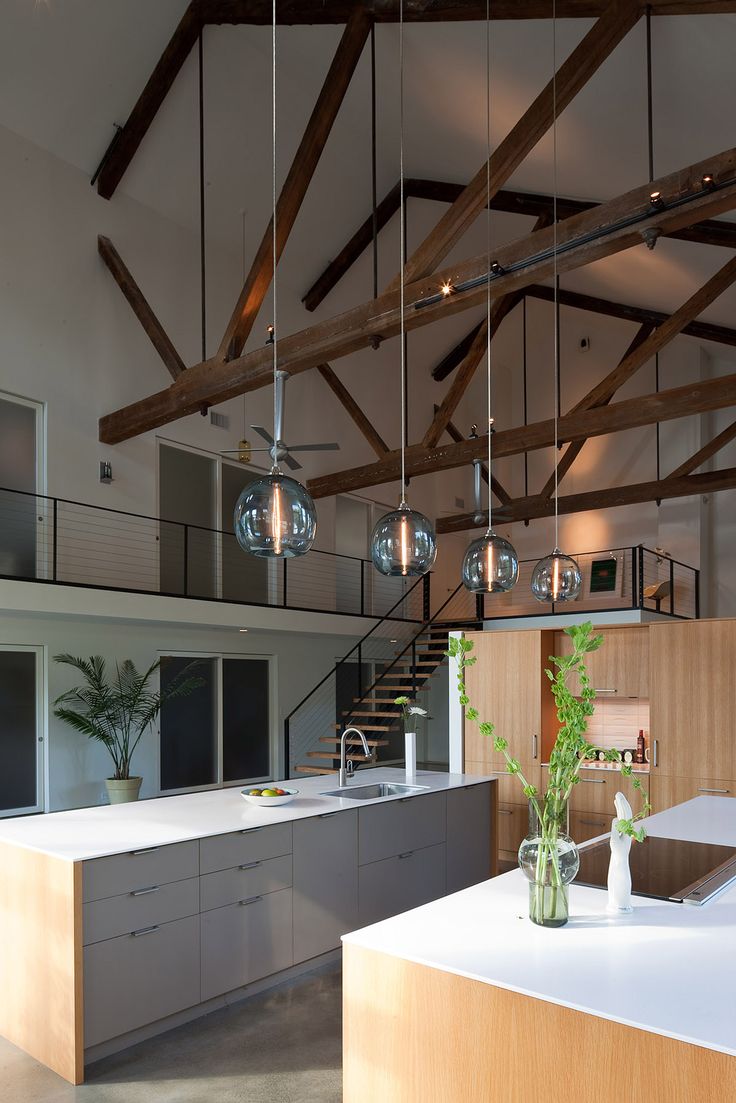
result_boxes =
[653,775,734,813]
[83,876,199,945]
[293,810,359,962]
[554,627,649,698]
[496,804,527,858]
[569,810,610,844]
[82,840,199,902]
[358,843,446,928]
[199,822,292,876]
[446,784,492,894]
[463,631,543,769]
[84,915,200,1047]
[200,887,293,1001]
[650,620,736,780]
[566,768,649,816]
[358,792,446,866]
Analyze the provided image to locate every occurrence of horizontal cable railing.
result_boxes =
[0,486,426,622]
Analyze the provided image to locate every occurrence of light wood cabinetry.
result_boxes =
[554,626,649,698]
[566,768,647,816]
[652,774,734,810]
[650,620,736,782]
[496,803,528,859]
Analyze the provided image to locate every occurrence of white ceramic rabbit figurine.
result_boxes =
[607,791,634,913]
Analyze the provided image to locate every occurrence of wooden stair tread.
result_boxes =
[331,723,391,731]
[319,736,388,746]
[306,751,374,761]
[294,765,337,774]
[341,710,401,718]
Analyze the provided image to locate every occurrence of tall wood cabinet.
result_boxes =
[555,626,649,698]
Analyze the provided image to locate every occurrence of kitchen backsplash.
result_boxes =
[584,697,651,753]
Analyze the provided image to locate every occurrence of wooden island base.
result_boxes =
[343,944,736,1103]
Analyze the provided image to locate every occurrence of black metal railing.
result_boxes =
[284,579,479,778]
[477,545,699,622]
[0,486,427,622]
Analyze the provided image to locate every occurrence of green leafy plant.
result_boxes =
[394,695,429,730]
[447,622,651,840]
[53,655,202,780]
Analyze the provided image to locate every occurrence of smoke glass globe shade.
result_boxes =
[462,530,519,593]
[531,548,582,603]
[370,502,437,577]
[234,471,316,559]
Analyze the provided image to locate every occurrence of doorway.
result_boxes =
[0,646,44,817]
[0,393,45,580]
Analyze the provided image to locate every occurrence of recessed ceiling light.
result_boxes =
[390,639,398,643]
[239,628,248,633]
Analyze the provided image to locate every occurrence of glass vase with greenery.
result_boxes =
[448,622,650,927]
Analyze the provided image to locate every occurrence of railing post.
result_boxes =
[422,573,431,621]
[52,498,58,582]
[631,546,637,608]
[695,568,701,619]
[183,524,189,597]
[360,559,365,616]
[669,556,675,616]
[283,559,288,608]
[638,544,645,609]
[411,639,417,700]
[284,718,291,781]
[357,643,363,700]
[475,592,484,623]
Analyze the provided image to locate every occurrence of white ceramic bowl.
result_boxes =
[241,787,298,807]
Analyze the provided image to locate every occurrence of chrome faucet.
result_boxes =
[338,727,372,788]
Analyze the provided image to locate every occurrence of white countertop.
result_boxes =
[0,769,493,862]
[344,796,736,1056]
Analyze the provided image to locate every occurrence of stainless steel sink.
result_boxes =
[320,782,429,801]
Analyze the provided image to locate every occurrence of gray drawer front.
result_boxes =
[358,792,446,865]
[358,842,446,927]
[446,783,492,894]
[200,854,292,912]
[84,914,200,1048]
[84,876,200,945]
[293,810,358,962]
[83,840,199,902]
[199,822,292,875]
[201,887,293,1002]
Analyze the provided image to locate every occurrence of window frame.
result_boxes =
[155,649,278,796]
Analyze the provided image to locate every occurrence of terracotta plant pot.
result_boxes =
[105,777,143,805]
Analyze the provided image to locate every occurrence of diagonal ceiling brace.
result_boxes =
[317,363,389,457]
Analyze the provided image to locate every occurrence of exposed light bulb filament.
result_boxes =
[272,481,282,556]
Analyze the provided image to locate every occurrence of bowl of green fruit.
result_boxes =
[241,786,298,807]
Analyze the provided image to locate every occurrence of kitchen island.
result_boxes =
[0,768,493,1084]
[343,796,736,1103]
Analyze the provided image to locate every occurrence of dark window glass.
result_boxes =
[160,656,217,790]
[0,651,37,810]
[222,658,270,782]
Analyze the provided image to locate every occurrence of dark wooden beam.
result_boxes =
[217,10,371,361]
[306,371,736,498]
[97,235,185,380]
[391,0,642,289]
[538,324,654,499]
[436,466,736,532]
[99,146,736,444]
[96,3,202,200]
[204,1,736,24]
[669,419,736,478]
[432,322,483,382]
[317,363,388,457]
[443,413,511,505]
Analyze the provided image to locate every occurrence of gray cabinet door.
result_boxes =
[446,783,492,894]
[83,877,200,945]
[293,810,358,962]
[358,842,446,927]
[200,854,292,912]
[358,792,446,866]
[199,822,292,875]
[84,915,200,1048]
[200,887,293,1001]
[83,841,200,902]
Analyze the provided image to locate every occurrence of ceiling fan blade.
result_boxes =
[251,425,275,445]
[287,442,340,452]
[284,454,303,472]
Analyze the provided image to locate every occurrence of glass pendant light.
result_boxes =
[233,1,316,560]
[531,0,581,604]
[370,0,436,578]
[462,0,518,596]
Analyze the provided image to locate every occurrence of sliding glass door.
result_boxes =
[0,646,44,816]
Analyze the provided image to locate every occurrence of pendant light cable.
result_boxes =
[198,31,206,362]
[399,0,406,502]
[485,0,492,533]
[552,0,559,551]
[271,0,278,465]
[646,3,661,489]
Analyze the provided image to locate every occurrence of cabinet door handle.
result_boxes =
[131,847,159,856]
[580,818,605,827]
[239,861,260,870]
[592,688,617,695]
[240,828,262,835]
[239,895,263,906]
[398,851,414,859]
[131,925,159,937]
[532,734,538,760]
[498,809,513,816]
[653,739,659,768]
[130,885,160,897]
[698,787,730,794]
[319,811,338,819]
[582,778,606,785]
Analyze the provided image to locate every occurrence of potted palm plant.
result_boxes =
[53,655,201,804]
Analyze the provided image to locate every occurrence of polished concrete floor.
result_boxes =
[0,964,343,1103]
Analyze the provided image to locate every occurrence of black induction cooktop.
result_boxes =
[576,835,736,905]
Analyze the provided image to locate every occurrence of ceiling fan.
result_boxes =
[221,369,339,472]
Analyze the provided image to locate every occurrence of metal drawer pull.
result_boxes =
[131,847,159,856]
[239,861,260,870]
[582,778,606,785]
[239,895,263,906]
[498,809,513,816]
[240,827,262,835]
[319,811,338,819]
[398,851,414,859]
[580,819,605,827]
[532,734,538,760]
[131,925,159,937]
[130,886,160,897]
[653,739,659,768]
[698,787,730,794]
[593,689,617,694]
